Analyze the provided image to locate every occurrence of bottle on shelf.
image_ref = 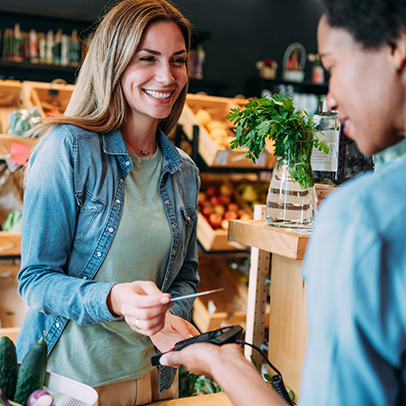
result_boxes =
[69,29,81,67]
[311,100,344,184]
[29,29,39,64]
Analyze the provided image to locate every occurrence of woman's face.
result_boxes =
[121,20,188,127]
[318,16,405,155]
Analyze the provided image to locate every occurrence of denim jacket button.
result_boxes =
[108,227,114,233]
[164,200,169,205]
[171,224,176,229]
[120,179,124,183]
[116,199,121,204]
[82,276,87,280]
[126,161,130,166]
[56,323,61,328]
[172,250,176,255]
[97,252,102,257]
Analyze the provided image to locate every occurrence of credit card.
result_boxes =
[170,288,223,302]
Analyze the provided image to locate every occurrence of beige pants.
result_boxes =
[94,369,178,406]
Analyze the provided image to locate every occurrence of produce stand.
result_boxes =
[228,215,310,403]
[178,94,274,169]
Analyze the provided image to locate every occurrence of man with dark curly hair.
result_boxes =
[160,0,406,405]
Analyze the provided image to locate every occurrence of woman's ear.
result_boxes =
[389,33,406,72]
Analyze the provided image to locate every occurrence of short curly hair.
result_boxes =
[322,0,406,49]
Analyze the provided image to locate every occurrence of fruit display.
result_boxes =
[198,182,251,230]
[195,108,236,149]
[233,180,270,211]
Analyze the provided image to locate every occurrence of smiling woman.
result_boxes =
[16,1,201,406]
[120,20,188,156]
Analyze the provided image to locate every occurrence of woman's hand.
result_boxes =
[107,281,173,336]
[150,312,200,353]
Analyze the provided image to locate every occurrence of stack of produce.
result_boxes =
[195,108,236,148]
[0,335,53,406]
[198,183,251,230]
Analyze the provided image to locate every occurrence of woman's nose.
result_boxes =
[156,63,175,85]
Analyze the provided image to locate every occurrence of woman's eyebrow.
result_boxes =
[137,48,187,55]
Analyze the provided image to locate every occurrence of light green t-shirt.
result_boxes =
[47,146,172,387]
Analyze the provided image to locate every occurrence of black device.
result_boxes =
[151,325,244,366]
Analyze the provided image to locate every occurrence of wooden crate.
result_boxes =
[22,81,75,117]
[179,94,274,168]
[0,258,28,342]
[0,81,27,135]
[198,174,252,252]
[193,255,248,332]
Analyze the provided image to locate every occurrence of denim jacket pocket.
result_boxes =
[74,191,106,241]
[179,206,197,252]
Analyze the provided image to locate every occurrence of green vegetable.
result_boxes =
[0,336,18,400]
[2,211,23,232]
[226,93,329,189]
[14,334,48,406]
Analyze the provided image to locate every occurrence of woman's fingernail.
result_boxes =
[160,356,168,366]
[160,296,170,304]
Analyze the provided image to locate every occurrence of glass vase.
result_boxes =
[266,151,317,229]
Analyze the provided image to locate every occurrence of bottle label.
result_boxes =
[311,130,339,172]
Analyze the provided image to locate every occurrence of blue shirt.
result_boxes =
[299,155,406,405]
[16,124,200,393]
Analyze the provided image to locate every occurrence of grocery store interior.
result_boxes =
[0,0,381,405]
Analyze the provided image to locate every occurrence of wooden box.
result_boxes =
[179,94,274,168]
[0,258,28,342]
[22,81,75,117]
[0,80,28,135]
[198,174,252,252]
[193,255,248,332]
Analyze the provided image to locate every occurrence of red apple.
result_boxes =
[206,186,218,197]
[210,196,222,207]
[219,194,232,206]
[228,202,239,212]
[221,219,229,230]
[208,213,223,229]
[201,205,213,217]
[224,210,238,220]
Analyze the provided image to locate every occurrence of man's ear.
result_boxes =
[389,33,406,72]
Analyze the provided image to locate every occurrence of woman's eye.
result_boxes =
[173,58,187,65]
[140,56,156,62]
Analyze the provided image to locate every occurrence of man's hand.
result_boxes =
[150,311,200,353]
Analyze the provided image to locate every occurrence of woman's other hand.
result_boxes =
[150,312,200,353]
[107,281,173,336]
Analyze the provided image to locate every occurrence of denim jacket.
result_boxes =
[16,124,200,393]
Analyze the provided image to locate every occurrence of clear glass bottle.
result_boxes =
[311,100,342,183]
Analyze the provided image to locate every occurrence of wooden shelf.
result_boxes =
[228,219,310,260]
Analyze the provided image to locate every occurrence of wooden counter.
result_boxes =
[148,392,232,406]
[228,219,310,403]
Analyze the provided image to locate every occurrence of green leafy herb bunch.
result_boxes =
[226,93,329,189]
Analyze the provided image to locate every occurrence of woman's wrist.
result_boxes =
[107,283,121,316]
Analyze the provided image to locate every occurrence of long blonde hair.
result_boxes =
[31,0,191,137]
